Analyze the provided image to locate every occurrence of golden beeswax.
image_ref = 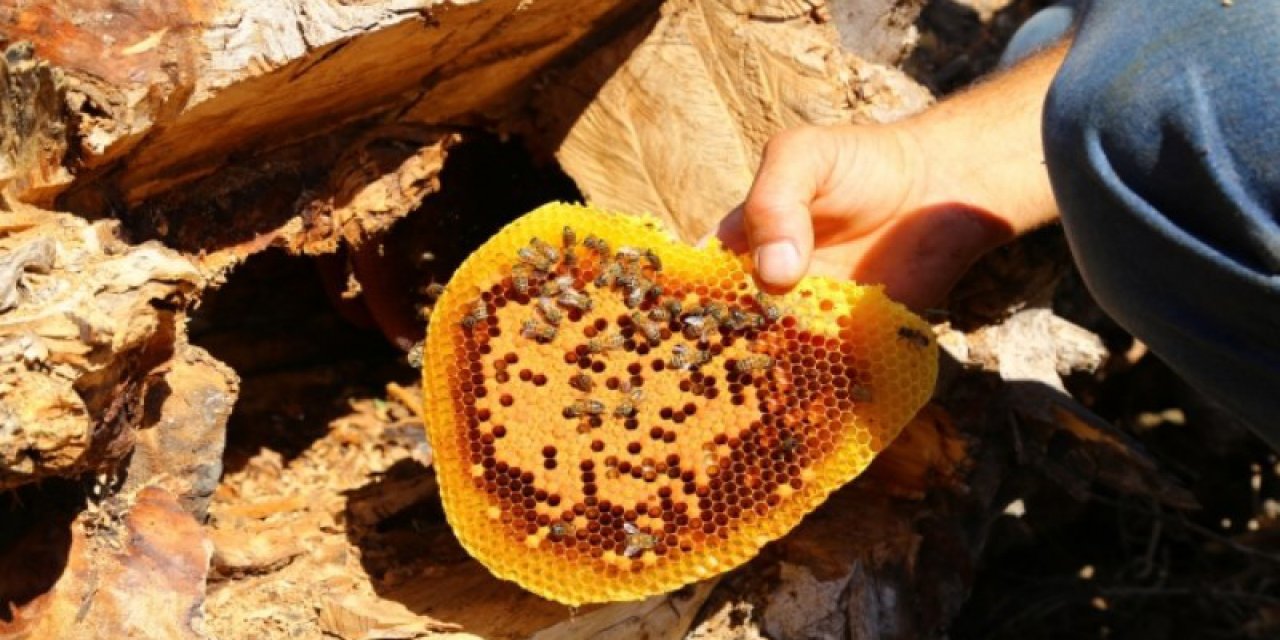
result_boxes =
[424,203,936,605]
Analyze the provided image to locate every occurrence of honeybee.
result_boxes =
[623,523,658,558]
[615,388,644,417]
[423,282,445,301]
[754,292,782,322]
[681,314,718,340]
[725,309,751,331]
[565,399,606,417]
[631,312,662,342]
[615,246,642,262]
[549,521,576,539]
[511,264,532,295]
[517,246,554,272]
[615,268,639,289]
[530,237,560,263]
[407,341,424,369]
[705,302,730,323]
[569,373,595,392]
[642,248,662,271]
[521,319,556,342]
[624,278,652,309]
[558,291,594,312]
[734,354,775,374]
[584,235,610,260]
[648,307,670,323]
[690,347,713,368]
[562,226,577,250]
[540,275,575,297]
[897,327,931,348]
[594,262,623,288]
[662,299,683,317]
[460,300,488,330]
[669,344,691,371]
[536,297,563,325]
[586,333,625,354]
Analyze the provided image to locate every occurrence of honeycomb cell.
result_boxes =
[424,202,936,606]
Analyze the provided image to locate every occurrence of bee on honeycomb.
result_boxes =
[424,203,937,606]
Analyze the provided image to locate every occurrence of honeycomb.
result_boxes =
[423,202,937,605]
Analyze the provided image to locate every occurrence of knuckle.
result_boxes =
[765,126,818,155]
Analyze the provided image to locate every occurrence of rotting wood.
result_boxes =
[0,203,203,491]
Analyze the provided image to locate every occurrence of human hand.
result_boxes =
[714,124,1018,310]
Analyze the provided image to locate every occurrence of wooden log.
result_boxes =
[1,0,654,277]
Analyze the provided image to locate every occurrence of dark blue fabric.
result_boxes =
[997,0,1081,69]
[1043,0,1280,446]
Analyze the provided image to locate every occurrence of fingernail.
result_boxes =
[755,241,801,285]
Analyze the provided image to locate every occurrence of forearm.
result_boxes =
[897,39,1069,237]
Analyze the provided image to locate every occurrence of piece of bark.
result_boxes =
[316,589,462,640]
[208,521,307,579]
[523,0,933,241]
[0,42,75,204]
[0,486,213,640]
[124,340,239,519]
[127,124,459,278]
[0,204,201,490]
[956,307,1198,509]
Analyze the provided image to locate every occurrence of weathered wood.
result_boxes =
[2,0,650,206]
[0,203,203,491]
[1,0,653,279]
[523,0,932,241]
[0,486,213,639]
[122,340,239,518]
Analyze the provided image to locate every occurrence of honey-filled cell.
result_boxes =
[424,203,936,606]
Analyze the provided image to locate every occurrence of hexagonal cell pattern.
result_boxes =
[423,203,937,605]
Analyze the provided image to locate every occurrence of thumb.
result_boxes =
[742,129,824,292]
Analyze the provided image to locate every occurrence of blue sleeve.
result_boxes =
[1043,0,1280,445]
